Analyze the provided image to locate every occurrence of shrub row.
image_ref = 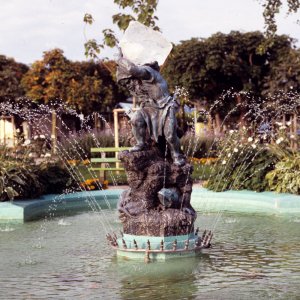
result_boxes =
[0,158,74,201]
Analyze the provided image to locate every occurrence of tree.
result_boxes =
[67,60,124,113]
[21,49,125,114]
[84,0,159,58]
[162,32,296,131]
[21,49,72,104]
[163,32,270,102]
[263,47,300,94]
[262,45,300,127]
[84,0,299,58]
[0,55,28,102]
[262,0,300,38]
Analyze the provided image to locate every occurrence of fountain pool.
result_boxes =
[1,207,300,299]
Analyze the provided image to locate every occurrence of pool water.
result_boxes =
[1,210,300,299]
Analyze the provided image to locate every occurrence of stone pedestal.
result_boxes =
[116,233,200,260]
[118,148,196,237]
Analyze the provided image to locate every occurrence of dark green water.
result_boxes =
[0,211,299,299]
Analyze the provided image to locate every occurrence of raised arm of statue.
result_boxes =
[117,57,151,80]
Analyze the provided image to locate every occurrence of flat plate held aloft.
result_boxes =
[119,21,173,66]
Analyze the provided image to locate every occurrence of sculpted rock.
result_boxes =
[115,20,196,239]
[158,187,180,208]
[118,148,196,236]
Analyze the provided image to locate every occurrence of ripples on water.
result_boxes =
[0,225,16,232]
[0,211,299,299]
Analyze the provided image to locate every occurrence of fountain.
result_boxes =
[1,60,300,300]
[1,20,300,299]
[105,22,212,260]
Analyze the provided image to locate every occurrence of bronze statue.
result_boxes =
[116,49,185,166]
[116,47,196,238]
[107,24,212,254]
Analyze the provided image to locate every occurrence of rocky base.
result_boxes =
[118,147,196,236]
[122,208,195,236]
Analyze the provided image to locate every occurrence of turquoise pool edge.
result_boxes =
[1,187,300,222]
[0,189,123,223]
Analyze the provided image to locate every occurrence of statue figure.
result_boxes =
[116,48,185,166]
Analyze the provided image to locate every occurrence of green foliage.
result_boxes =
[84,39,102,59]
[37,162,74,194]
[0,147,74,201]
[265,152,300,194]
[263,48,300,94]
[84,0,159,58]
[205,132,278,192]
[82,0,300,58]
[164,32,268,99]
[192,163,213,181]
[83,1,299,58]
[67,60,123,113]
[163,32,295,116]
[262,0,299,38]
[102,29,119,48]
[83,13,94,25]
[113,0,159,29]
[0,55,28,102]
[0,156,43,201]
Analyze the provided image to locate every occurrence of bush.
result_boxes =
[37,162,75,194]
[205,132,278,192]
[0,150,75,201]
[265,153,300,194]
[0,159,43,201]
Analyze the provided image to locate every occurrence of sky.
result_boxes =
[0,0,299,65]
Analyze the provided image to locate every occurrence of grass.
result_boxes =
[75,164,127,184]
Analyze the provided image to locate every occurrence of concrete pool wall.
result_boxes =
[0,187,300,222]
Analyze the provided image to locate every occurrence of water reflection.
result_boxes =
[114,257,205,300]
